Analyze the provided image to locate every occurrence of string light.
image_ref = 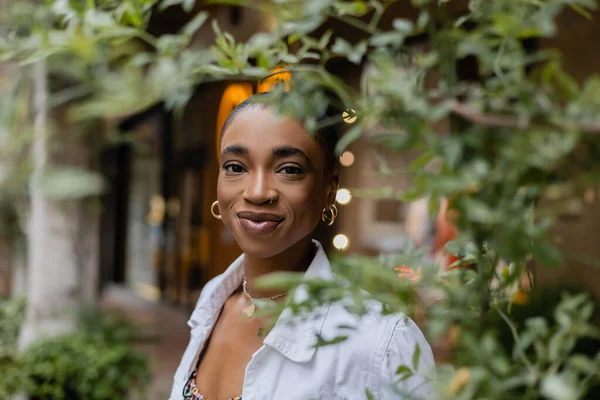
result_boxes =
[336,189,352,205]
[333,234,350,251]
[339,151,355,167]
[342,109,357,124]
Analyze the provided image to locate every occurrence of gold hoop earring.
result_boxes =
[321,204,338,226]
[211,200,222,220]
[330,204,338,219]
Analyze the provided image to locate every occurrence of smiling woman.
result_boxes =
[217,103,336,260]
[170,93,435,400]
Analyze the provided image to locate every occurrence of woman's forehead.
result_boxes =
[221,107,321,155]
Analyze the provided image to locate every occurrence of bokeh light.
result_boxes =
[339,151,355,167]
[336,189,352,205]
[342,109,357,124]
[333,234,350,251]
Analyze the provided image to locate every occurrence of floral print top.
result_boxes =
[183,370,242,400]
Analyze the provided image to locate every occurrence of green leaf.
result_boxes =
[83,10,116,28]
[541,374,578,400]
[395,365,414,381]
[567,355,597,374]
[287,34,302,45]
[195,64,234,75]
[180,11,208,37]
[365,388,376,400]
[531,241,563,266]
[547,332,564,361]
[392,18,414,33]
[397,188,425,203]
[160,0,183,11]
[569,4,593,20]
[279,53,299,64]
[301,52,321,60]
[183,0,196,13]
[369,32,406,48]
[412,343,421,370]
[283,18,324,35]
[428,193,440,216]
[460,197,500,224]
[248,32,276,51]
[409,152,434,171]
[157,34,189,56]
[417,11,430,29]
[444,238,472,258]
[318,30,333,49]
[443,138,462,168]
[395,365,412,375]
[335,324,357,331]
[241,67,268,77]
[331,38,367,64]
[314,334,348,348]
[335,125,362,155]
[255,272,305,290]
[333,1,370,17]
[212,19,222,38]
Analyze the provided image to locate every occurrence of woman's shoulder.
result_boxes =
[319,302,435,397]
[195,275,223,303]
[186,273,228,330]
[322,301,430,352]
[322,303,434,372]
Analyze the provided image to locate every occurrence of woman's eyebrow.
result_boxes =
[273,146,311,163]
[221,144,248,158]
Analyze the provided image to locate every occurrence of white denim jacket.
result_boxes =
[170,241,435,400]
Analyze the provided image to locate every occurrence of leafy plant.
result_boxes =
[0,296,26,355]
[0,299,151,400]
[201,1,600,398]
[443,292,600,400]
[21,308,152,400]
[23,332,151,400]
[0,297,27,398]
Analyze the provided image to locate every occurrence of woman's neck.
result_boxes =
[242,237,315,299]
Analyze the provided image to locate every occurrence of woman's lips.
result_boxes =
[238,218,281,235]
[236,211,284,236]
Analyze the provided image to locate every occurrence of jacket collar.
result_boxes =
[188,240,333,363]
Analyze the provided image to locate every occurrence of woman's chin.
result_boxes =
[238,242,283,260]
[235,233,313,261]
[234,232,290,260]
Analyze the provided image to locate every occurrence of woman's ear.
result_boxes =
[326,172,340,206]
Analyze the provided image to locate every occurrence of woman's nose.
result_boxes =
[242,170,272,205]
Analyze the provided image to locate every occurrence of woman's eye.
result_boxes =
[224,163,245,174]
[279,166,304,175]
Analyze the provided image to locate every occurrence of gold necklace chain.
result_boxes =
[242,277,287,318]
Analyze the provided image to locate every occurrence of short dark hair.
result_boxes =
[219,92,342,175]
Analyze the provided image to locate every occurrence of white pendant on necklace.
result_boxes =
[244,302,256,318]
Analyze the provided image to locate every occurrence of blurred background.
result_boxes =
[2,1,600,399]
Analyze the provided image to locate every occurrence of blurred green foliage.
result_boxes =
[450,291,600,400]
[0,297,27,398]
[0,296,26,356]
[0,298,151,399]
[23,330,151,400]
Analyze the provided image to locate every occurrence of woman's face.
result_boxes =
[217,107,337,259]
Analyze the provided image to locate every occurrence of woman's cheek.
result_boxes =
[293,189,324,223]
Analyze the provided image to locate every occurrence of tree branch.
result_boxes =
[449,101,600,134]
[330,14,380,34]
